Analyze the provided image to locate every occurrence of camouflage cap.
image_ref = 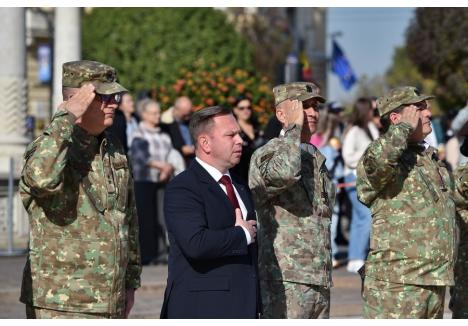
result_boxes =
[273,82,326,107]
[377,86,434,116]
[62,60,128,95]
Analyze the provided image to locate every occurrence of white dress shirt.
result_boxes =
[195,157,252,245]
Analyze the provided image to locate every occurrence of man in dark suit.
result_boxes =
[160,106,260,318]
[161,96,195,167]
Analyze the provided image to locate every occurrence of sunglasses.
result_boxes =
[237,105,252,111]
[98,92,122,104]
[413,101,428,110]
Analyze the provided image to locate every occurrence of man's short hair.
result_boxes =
[189,106,232,147]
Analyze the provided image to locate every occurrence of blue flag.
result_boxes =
[331,40,356,91]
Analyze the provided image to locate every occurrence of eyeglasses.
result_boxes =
[237,106,252,111]
[98,93,122,104]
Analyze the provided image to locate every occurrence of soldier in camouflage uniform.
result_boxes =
[19,60,142,318]
[249,82,335,318]
[450,139,468,318]
[356,86,457,318]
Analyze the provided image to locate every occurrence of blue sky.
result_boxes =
[327,7,415,101]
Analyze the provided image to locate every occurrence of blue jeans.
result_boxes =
[345,173,371,261]
[330,198,339,260]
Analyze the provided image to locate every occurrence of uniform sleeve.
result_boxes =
[453,163,468,209]
[125,162,142,289]
[357,123,413,205]
[21,111,76,198]
[249,124,302,199]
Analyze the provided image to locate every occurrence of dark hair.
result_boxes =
[189,106,232,147]
[234,95,251,108]
[345,97,373,140]
[380,106,404,133]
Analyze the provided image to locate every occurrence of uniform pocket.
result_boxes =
[114,159,129,212]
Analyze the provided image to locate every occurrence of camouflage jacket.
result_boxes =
[450,164,468,316]
[249,124,335,287]
[357,122,457,286]
[19,110,141,314]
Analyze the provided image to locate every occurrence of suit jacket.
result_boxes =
[160,159,260,318]
[161,121,195,165]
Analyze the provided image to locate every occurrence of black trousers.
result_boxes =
[134,181,168,264]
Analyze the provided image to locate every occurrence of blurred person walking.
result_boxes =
[19,60,141,318]
[357,87,457,318]
[130,99,182,265]
[342,97,379,273]
[231,95,264,183]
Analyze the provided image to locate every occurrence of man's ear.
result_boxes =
[389,111,400,125]
[276,108,286,125]
[198,134,211,154]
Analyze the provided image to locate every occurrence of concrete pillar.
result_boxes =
[0,8,29,249]
[53,7,81,111]
[0,8,28,178]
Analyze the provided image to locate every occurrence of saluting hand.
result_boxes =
[399,105,420,131]
[234,208,257,243]
[63,83,97,120]
[284,100,305,128]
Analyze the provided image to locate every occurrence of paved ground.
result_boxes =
[0,255,453,319]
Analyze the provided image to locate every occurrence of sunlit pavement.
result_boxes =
[0,255,452,319]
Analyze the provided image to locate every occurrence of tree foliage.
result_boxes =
[82,8,256,94]
[406,8,468,110]
[386,47,441,115]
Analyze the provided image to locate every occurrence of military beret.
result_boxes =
[62,60,127,95]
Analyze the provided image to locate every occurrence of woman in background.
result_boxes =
[342,97,379,273]
[131,99,182,265]
[231,95,264,183]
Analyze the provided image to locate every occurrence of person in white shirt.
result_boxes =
[342,97,379,273]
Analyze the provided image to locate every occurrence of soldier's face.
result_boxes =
[88,94,118,128]
[302,98,320,138]
[203,114,243,172]
[409,100,432,142]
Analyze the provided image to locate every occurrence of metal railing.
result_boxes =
[0,157,27,256]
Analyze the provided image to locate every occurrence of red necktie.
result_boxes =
[219,175,241,214]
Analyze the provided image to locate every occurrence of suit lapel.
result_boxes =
[191,160,235,221]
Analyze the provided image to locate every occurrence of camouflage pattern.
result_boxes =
[450,163,468,318]
[19,110,141,315]
[62,60,128,95]
[26,305,124,319]
[272,82,325,106]
[249,123,335,317]
[363,277,445,318]
[260,280,329,318]
[357,122,457,286]
[376,86,434,116]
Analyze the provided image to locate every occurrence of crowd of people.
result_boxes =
[18,59,468,319]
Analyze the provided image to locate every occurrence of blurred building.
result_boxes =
[0,7,81,248]
[220,7,328,94]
